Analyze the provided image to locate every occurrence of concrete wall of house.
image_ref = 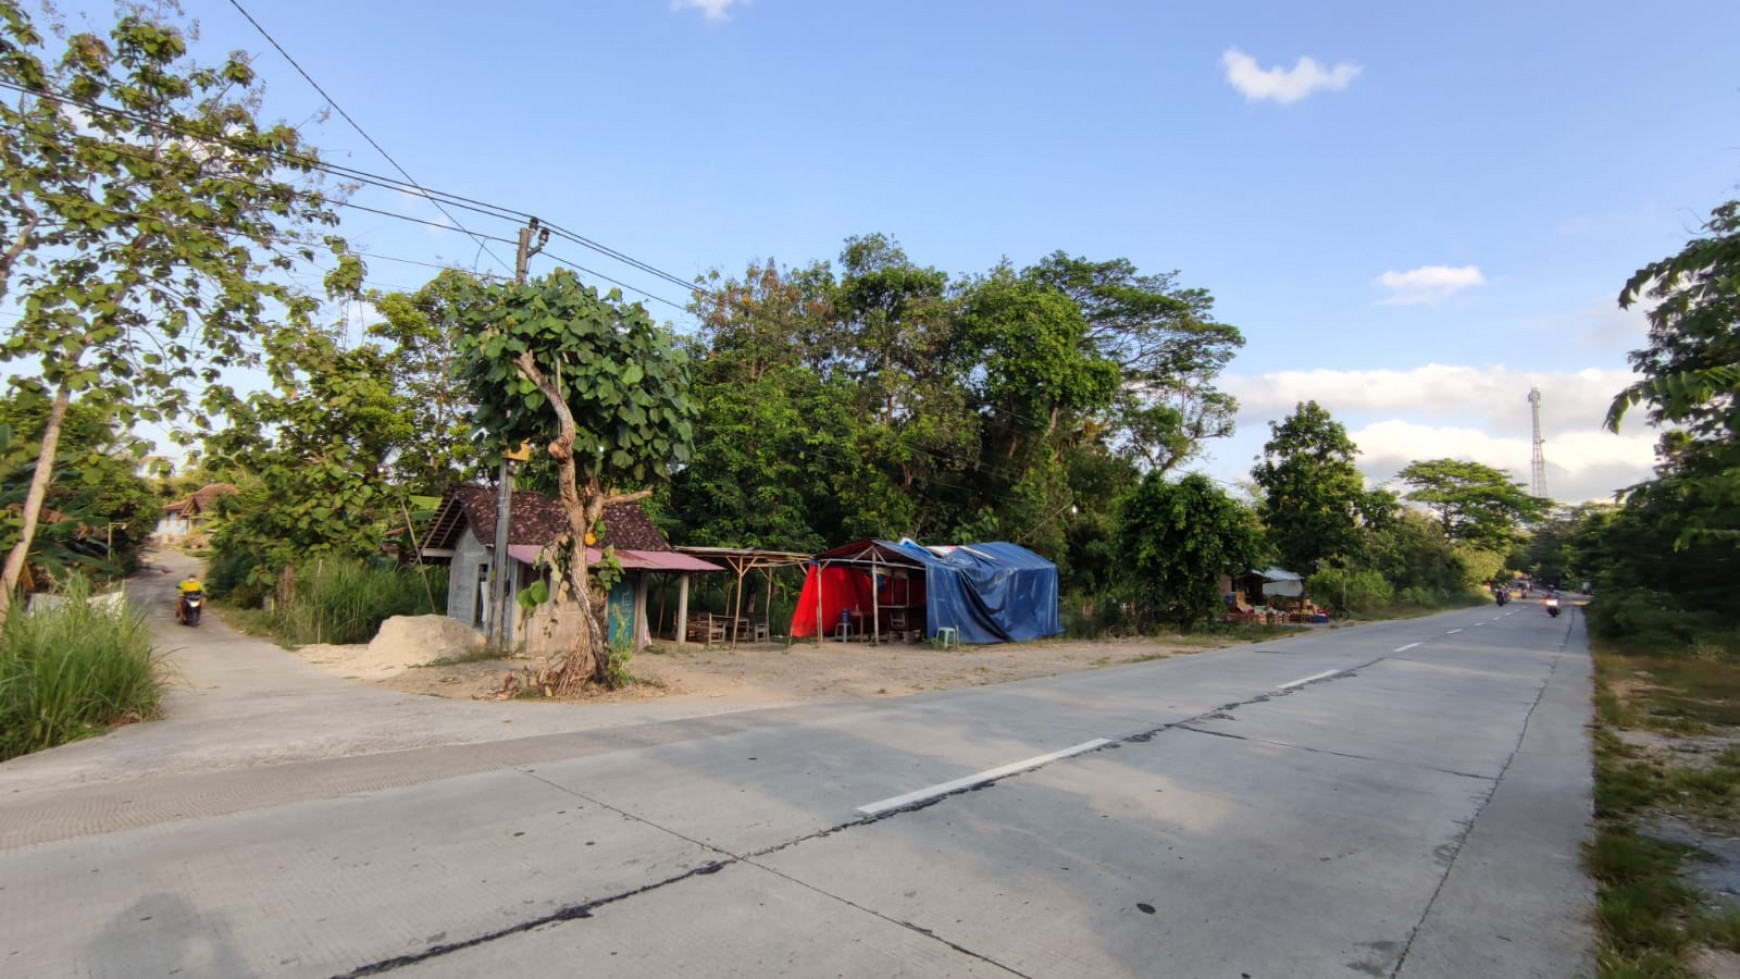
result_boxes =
[448,527,493,631]
[446,526,542,641]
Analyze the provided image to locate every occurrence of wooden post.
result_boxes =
[676,574,690,646]
[871,552,881,646]
[815,562,824,645]
[634,572,650,647]
[730,561,747,649]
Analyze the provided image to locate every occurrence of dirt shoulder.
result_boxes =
[1590,647,1740,978]
[366,631,1288,706]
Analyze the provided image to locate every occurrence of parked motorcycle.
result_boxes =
[1544,595,1560,618]
[179,590,204,626]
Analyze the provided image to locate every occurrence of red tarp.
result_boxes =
[789,565,925,638]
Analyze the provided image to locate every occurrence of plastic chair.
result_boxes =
[834,609,852,642]
[936,626,957,649]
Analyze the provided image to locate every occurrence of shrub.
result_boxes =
[270,561,447,646]
[1306,569,1393,615]
[1586,588,1705,650]
[0,575,161,760]
[1062,592,1138,639]
[205,547,265,605]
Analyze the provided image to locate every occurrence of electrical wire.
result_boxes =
[223,0,513,276]
[0,78,716,307]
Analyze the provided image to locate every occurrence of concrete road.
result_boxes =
[0,598,1593,978]
[0,552,805,801]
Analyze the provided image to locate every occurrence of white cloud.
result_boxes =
[1221,48,1361,104]
[1350,420,1655,501]
[1223,363,1638,432]
[1376,265,1485,305]
[1219,363,1657,501]
[672,0,746,21]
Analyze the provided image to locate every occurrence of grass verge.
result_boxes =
[1588,642,1740,978]
[0,576,163,761]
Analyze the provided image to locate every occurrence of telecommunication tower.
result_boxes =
[1528,387,1548,499]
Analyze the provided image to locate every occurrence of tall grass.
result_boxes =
[0,575,162,761]
[271,562,447,646]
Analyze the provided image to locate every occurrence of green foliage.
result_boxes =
[665,240,1232,586]
[1305,568,1394,615]
[1395,458,1547,553]
[1026,252,1245,473]
[1115,472,1262,631]
[1608,200,1740,438]
[267,561,446,646]
[1587,589,1705,650]
[0,3,342,609]
[0,385,155,578]
[205,331,416,587]
[0,574,160,760]
[455,269,697,483]
[1365,512,1472,598]
[364,270,489,491]
[1252,401,1394,573]
[1579,197,1740,652]
[455,268,695,689]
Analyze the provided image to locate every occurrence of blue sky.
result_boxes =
[52,1,1740,497]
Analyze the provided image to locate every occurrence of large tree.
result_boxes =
[204,329,415,588]
[1251,401,1392,573]
[456,269,697,692]
[1026,253,1244,472]
[0,4,340,617]
[365,269,491,494]
[1115,472,1262,631]
[1395,459,1547,554]
[1605,200,1740,440]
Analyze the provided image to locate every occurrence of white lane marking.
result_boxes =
[1474,622,1485,626]
[855,739,1112,816]
[1278,669,1343,691]
[1447,628,1463,634]
[1395,642,1422,652]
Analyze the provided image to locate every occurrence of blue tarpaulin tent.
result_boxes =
[792,539,1062,644]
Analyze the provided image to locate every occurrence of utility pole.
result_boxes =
[488,218,550,651]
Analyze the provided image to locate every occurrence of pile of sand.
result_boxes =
[290,615,486,680]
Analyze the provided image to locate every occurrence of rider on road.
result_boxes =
[176,574,204,623]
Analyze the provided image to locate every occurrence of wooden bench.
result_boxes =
[686,613,726,645]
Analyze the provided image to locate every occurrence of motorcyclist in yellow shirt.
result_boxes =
[176,574,204,624]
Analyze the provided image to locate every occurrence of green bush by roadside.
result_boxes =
[0,575,162,761]
[1305,568,1393,615]
[267,561,447,646]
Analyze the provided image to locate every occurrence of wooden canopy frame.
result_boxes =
[811,541,930,645]
[673,547,812,648]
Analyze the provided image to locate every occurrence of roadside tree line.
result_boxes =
[3,2,1734,691]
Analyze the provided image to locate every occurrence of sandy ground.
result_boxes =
[359,633,1272,706]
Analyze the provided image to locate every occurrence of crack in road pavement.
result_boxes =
[1173,725,1497,781]
[1384,635,1573,979]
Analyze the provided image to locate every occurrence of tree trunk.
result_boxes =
[0,381,72,623]
[514,351,650,694]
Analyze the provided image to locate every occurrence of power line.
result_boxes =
[0,78,714,309]
[223,0,512,276]
[540,250,690,312]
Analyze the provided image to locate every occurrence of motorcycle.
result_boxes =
[179,590,204,626]
[1495,589,1509,606]
[1544,595,1560,618]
